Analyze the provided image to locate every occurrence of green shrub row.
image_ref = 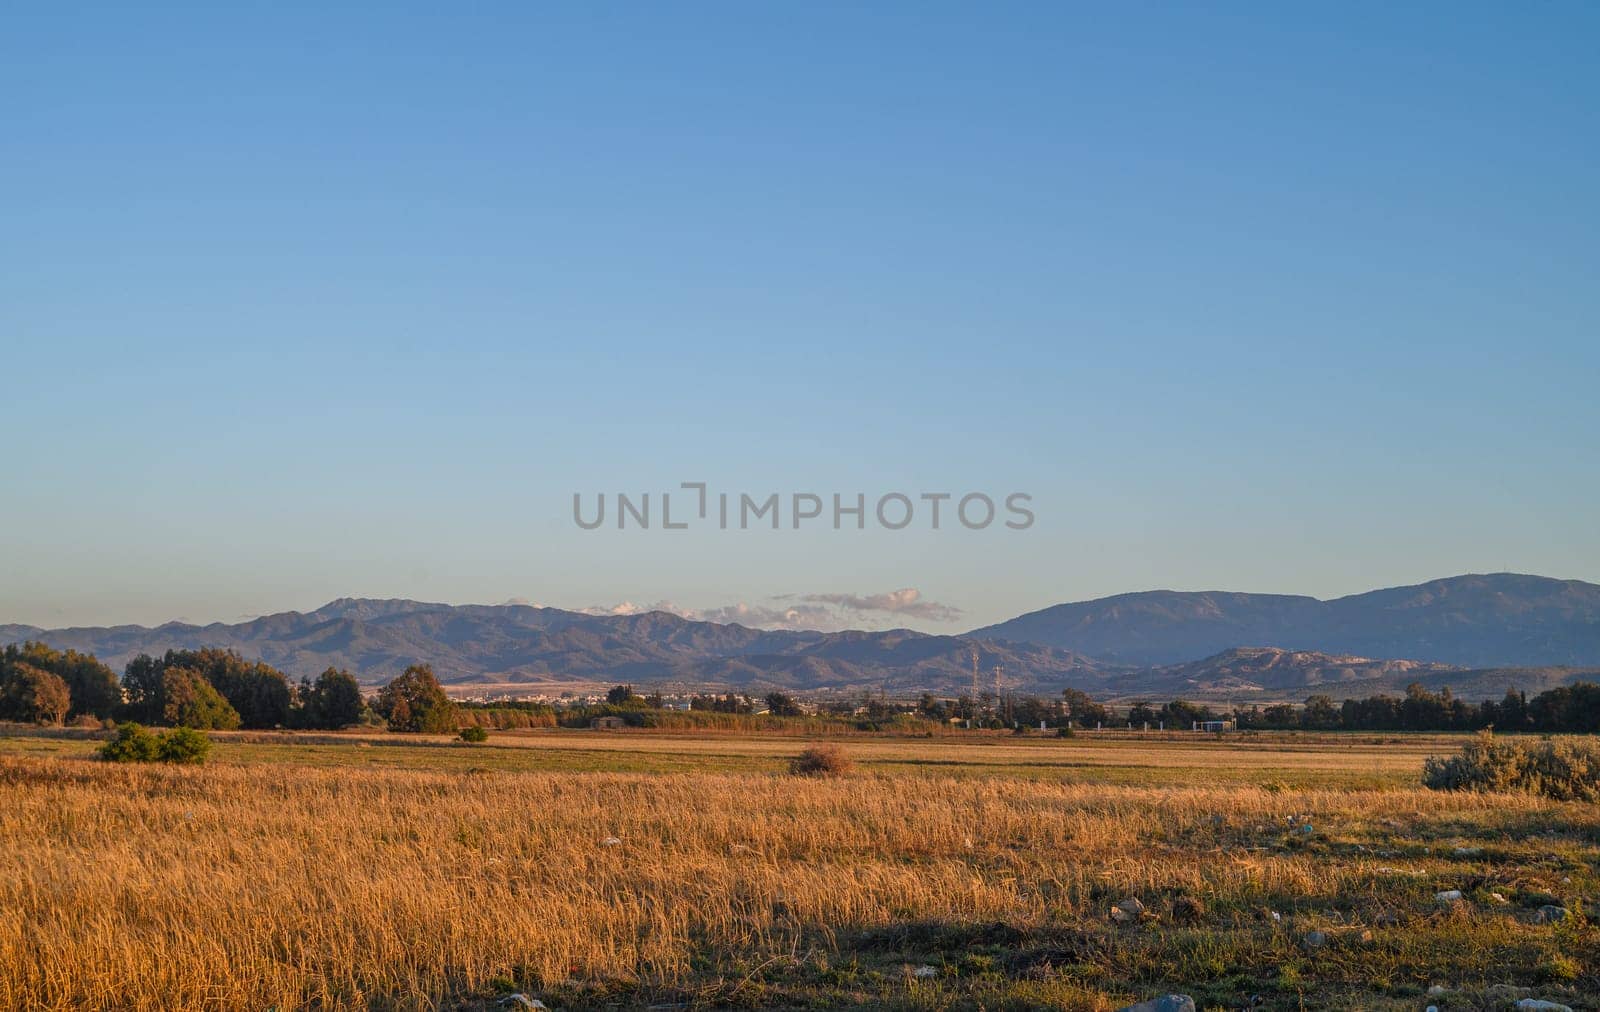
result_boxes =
[98,723,213,765]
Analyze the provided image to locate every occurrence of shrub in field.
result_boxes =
[99,723,162,763]
[1423,731,1600,801]
[459,725,488,743]
[790,744,853,777]
[157,726,214,764]
[98,722,213,765]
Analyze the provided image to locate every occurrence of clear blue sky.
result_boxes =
[3,3,1596,630]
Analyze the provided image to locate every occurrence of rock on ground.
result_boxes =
[1117,996,1197,1012]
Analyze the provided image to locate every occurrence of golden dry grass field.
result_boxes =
[1,729,1596,1010]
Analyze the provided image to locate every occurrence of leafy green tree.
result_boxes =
[764,691,802,717]
[161,667,241,730]
[606,684,639,705]
[2,642,119,718]
[0,662,72,725]
[297,667,364,729]
[1060,688,1110,727]
[122,654,167,722]
[1160,699,1212,728]
[178,649,291,728]
[1010,695,1053,727]
[1126,700,1158,726]
[123,649,291,728]
[1262,703,1298,727]
[375,664,456,733]
[1301,694,1340,729]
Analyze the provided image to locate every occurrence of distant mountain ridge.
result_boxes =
[1105,646,1599,703]
[1,600,1106,694]
[4,574,1598,698]
[971,573,1600,668]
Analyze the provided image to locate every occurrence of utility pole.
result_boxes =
[969,645,980,728]
[994,663,1005,725]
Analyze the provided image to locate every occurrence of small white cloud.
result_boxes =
[576,587,961,632]
[798,588,964,623]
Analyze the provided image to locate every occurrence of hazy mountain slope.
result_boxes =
[646,637,1109,695]
[971,574,1600,667]
[1388,665,1600,701]
[8,574,1599,695]
[1100,646,1599,703]
[0,625,42,644]
[969,591,1323,666]
[1110,647,1463,698]
[1319,574,1600,666]
[2,599,1108,691]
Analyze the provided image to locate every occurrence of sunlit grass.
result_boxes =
[0,730,1594,1010]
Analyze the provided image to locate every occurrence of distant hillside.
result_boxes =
[970,573,1600,668]
[1116,646,1464,698]
[8,573,1598,698]
[1101,646,1600,703]
[2,599,1110,694]
[659,632,1109,694]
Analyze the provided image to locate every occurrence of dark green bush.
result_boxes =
[98,722,213,765]
[99,722,161,763]
[157,726,213,764]
[459,725,488,743]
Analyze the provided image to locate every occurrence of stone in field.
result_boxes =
[1534,905,1569,924]
[1117,995,1196,1012]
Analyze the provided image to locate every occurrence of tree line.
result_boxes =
[0,640,471,735]
[922,682,1600,734]
[0,642,374,731]
[1236,683,1600,733]
[6,638,1599,736]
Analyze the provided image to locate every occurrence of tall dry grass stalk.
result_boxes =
[0,754,1580,1009]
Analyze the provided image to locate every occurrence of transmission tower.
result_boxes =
[969,644,980,728]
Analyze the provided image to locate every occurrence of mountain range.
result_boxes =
[4,574,1598,700]
[972,573,1600,668]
